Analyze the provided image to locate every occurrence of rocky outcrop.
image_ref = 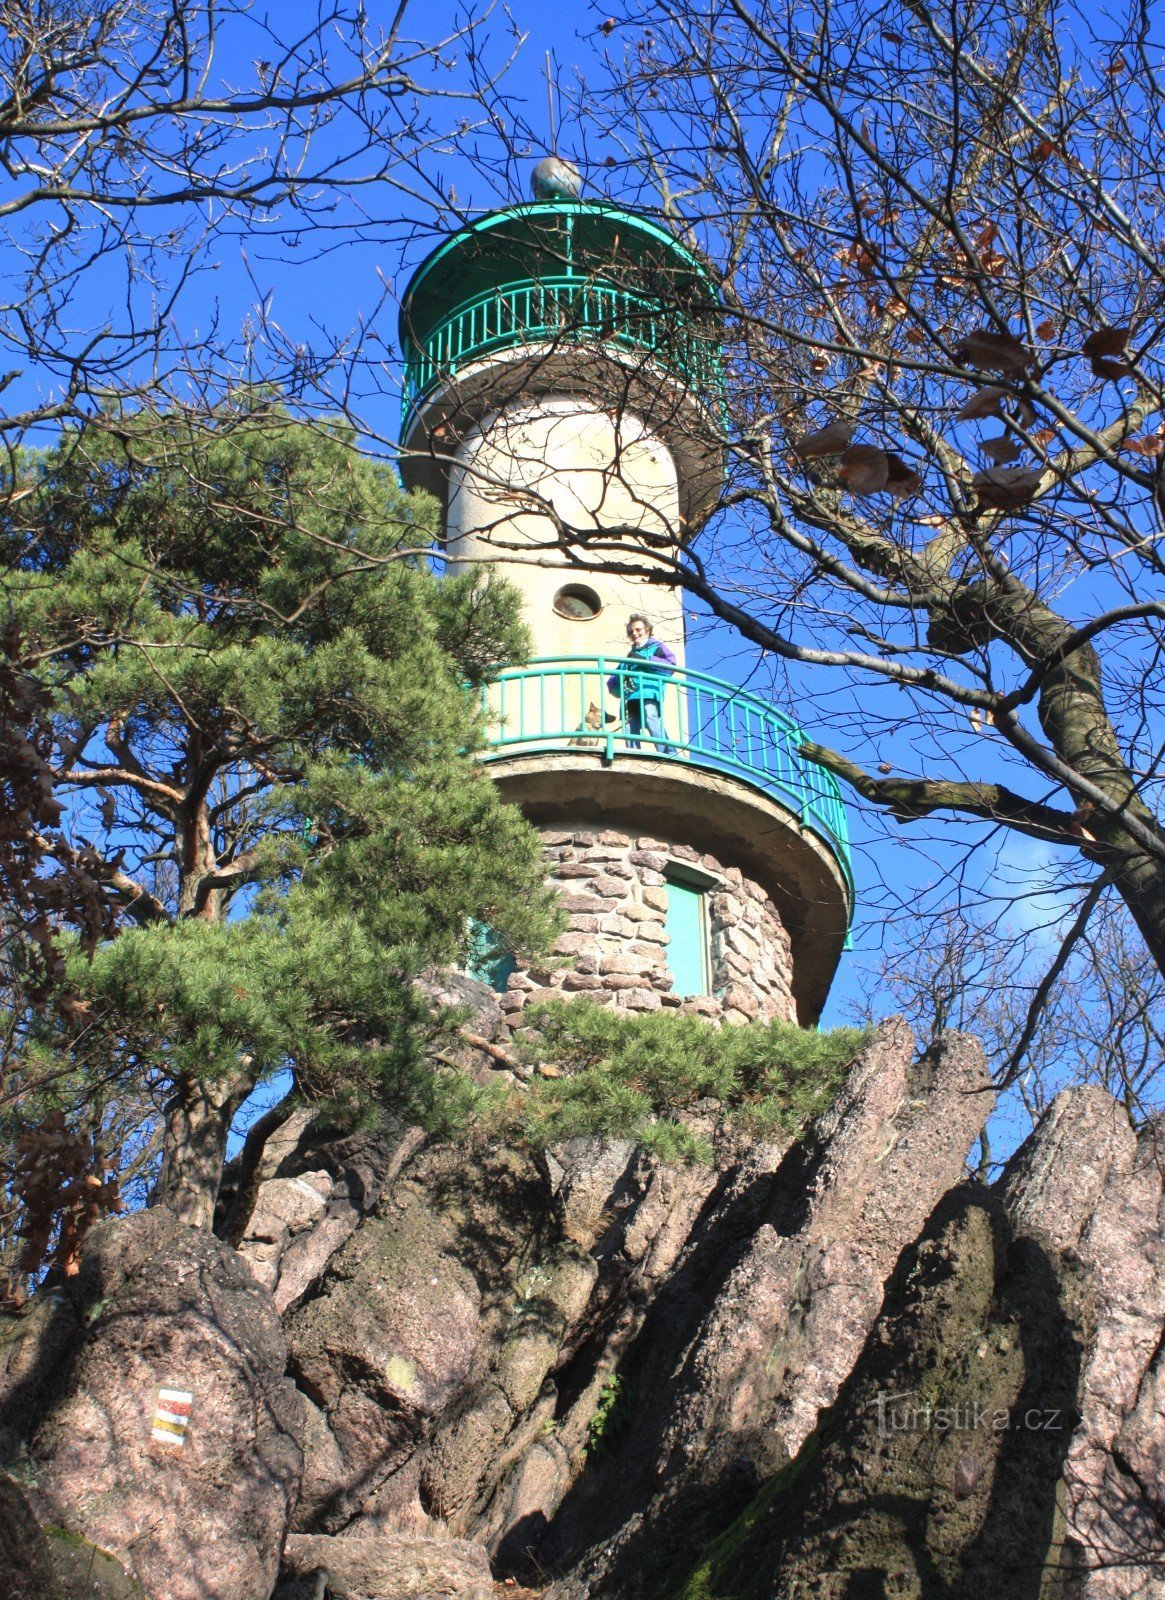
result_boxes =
[0,1472,64,1600]
[1002,1089,1165,1597]
[0,1209,303,1600]
[653,1183,1085,1600]
[542,1022,994,1596]
[599,1083,1163,1600]
[278,1532,493,1599]
[4,1018,1164,1600]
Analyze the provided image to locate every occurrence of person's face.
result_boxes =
[628,621,650,646]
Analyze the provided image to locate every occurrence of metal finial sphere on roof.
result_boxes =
[531,155,582,202]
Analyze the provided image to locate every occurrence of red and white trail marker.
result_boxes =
[151,1387,193,1447]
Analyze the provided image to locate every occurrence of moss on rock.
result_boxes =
[672,1185,1085,1599]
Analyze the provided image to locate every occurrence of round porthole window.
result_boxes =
[552,583,603,621]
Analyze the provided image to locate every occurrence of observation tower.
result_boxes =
[399,160,852,1025]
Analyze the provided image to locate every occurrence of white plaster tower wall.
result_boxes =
[446,396,687,664]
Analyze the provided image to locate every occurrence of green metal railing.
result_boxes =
[479,657,852,903]
[401,275,722,434]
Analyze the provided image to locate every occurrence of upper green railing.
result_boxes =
[479,657,853,907]
[401,274,723,436]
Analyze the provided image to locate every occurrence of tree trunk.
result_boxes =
[153,1070,256,1230]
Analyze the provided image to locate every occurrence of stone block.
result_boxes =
[572,831,596,846]
[629,940,667,961]
[660,992,683,1007]
[628,850,667,871]
[632,926,669,947]
[636,836,667,851]
[622,988,662,1011]
[566,914,601,933]
[682,995,721,1017]
[552,932,595,955]
[560,894,618,914]
[642,886,669,912]
[539,832,574,847]
[555,863,602,880]
[602,860,635,879]
[669,844,700,862]
[718,982,761,1018]
[523,987,567,1009]
[600,829,631,846]
[603,974,645,991]
[723,924,761,956]
[592,875,631,899]
[562,972,603,991]
[599,952,653,976]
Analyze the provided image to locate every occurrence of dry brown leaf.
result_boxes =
[837,444,890,494]
[792,419,854,457]
[1123,435,1164,457]
[1082,327,1130,358]
[905,327,928,346]
[884,454,923,498]
[972,466,1044,509]
[1030,427,1057,447]
[957,385,1008,420]
[1031,139,1056,163]
[953,329,1032,374]
[810,353,831,374]
[1090,355,1135,381]
[1035,318,1057,341]
[981,435,1022,464]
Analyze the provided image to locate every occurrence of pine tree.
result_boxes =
[2,400,558,1237]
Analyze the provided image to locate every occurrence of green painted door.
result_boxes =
[666,878,709,996]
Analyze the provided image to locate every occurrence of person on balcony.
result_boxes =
[608,614,677,754]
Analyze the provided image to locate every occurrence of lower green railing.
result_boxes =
[479,657,852,901]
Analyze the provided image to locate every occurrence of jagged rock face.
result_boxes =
[0,1473,64,1600]
[4,1018,1163,1600]
[652,1184,1085,1600]
[265,1018,993,1596]
[542,1023,994,1596]
[0,1209,303,1600]
[1002,1089,1165,1597]
[278,1532,493,1599]
[584,1082,1162,1600]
